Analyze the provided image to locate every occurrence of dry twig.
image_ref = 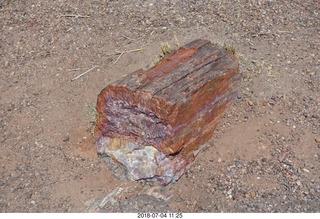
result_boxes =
[121,35,136,41]
[277,30,292,33]
[66,68,82,72]
[109,48,144,65]
[71,66,98,81]
[174,35,180,47]
[60,14,90,18]
[113,52,124,65]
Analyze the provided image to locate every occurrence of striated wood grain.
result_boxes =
[95,39,240,184]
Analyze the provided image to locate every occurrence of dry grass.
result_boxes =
[85,103,98,136]
[146,41,175,69]
[160,41,172,58]
[223,43,236,55]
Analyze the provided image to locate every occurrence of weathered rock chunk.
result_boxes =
[96,39,240,184]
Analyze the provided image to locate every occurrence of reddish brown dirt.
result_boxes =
[0,0,319,212]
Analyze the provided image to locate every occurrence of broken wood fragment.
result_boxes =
[95,39,240,184]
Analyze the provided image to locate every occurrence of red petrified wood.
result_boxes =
[95,39,240,184]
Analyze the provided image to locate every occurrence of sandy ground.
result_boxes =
[0,0,319,212]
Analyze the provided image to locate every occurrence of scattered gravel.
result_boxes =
[0,0,319,213]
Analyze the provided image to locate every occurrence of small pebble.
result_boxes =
[262,157,267,162]
[249,191,256,199]
[303,168,310,173]
[63,135,69,142]
[310,188,315,195]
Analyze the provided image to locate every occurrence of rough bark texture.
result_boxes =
[96,39,240,184]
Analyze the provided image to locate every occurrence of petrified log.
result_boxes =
[96,39,239,185]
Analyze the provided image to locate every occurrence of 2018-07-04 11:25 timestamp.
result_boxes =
[137,213,183,218]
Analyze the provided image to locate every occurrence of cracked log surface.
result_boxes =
[96,39,240,184]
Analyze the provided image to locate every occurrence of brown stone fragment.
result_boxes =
[95,39,240,184]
